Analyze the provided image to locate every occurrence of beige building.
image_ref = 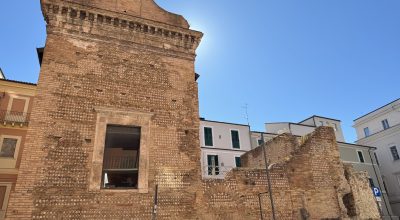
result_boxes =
[354,98,400,216]
[0,74,36,219]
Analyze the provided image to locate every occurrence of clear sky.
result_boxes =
[0,1,399,143]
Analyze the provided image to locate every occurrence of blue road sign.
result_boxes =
[373,187,382,197]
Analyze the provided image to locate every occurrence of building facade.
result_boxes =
[3,0,382,218]
[199,119,251,178]
[354,98,400,216]
[7,0,204,218]
[0,77,36,218]
[253,115,395,217]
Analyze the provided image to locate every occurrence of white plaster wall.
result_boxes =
[357,129,400,216]
[354,100,400,139]
[200,148,246,178]
[200,120,251,151]
[289,124,316,137]
[265,123,290,134]
[312,116,345,142]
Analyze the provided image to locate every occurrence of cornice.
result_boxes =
[41,2,203,60]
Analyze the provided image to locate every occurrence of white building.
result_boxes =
[253,115,395,217]
[265,115,345,142]
[354,98,400,216]
[199,119,251,179]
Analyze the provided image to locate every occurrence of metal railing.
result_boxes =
[0,110,30,126]
[202,166,235,179]
[103,155,138,170]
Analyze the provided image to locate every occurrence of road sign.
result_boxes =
[373,187,382,197]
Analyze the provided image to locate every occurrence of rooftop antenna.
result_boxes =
[242,103,250,126]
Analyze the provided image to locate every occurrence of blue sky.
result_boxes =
[0,1,399,142]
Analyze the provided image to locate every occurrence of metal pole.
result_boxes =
[152,184,159,220]
[261,133,277,220]
[258,193,264,220]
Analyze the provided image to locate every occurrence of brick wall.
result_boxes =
[200,126,379,219]
[7,0,202,219]
[6,0,380,219]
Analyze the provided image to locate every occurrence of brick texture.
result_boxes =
[6,0,380,219]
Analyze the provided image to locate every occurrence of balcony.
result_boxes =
[103,154,138,171]
[0,110,30,127]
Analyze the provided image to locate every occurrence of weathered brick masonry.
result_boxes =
[6,0,380,219]
[7,0,203,219]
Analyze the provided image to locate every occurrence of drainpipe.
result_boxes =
[368,149,392,219]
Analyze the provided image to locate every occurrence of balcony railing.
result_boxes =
[202,166,235,179]
[103,155,138,171]
[0,110,30,126]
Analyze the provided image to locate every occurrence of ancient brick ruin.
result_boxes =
[6,0,380,219]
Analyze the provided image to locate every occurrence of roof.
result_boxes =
[337,141,377,150]
[354,98,400,122]
[299,115,341,123]
[200,119,250,127]
[0,78,37,86]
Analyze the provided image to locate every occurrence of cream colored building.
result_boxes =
[354,98,400,216]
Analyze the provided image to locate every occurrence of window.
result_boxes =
[204,127,213,146]
[0,183,11,218]
[0,138,18,158]
[207,155,219,175]
[319,121,324,126]
[91,107,151,192]
[390,146,400,161]
[364,127,370,137]
[382,119,390,130]
[5,95,30,123]
[374,152,380,166]
[231,130,240,149]
[333,124,338,131]
[235,156,241,168]
[257,139,263,146]
[357,150,365,163]
[101,125,141,189]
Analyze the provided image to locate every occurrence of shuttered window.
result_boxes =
[204,127,213,146]
[235,156,241,168]
[231,130,240,149]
